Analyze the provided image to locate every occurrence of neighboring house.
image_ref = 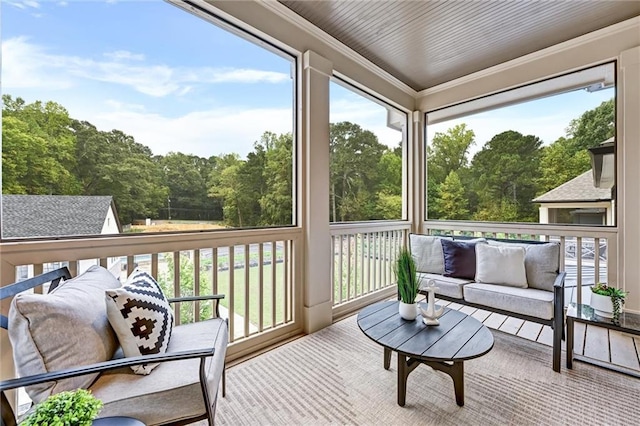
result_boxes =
[1,195,122,278]
[1,195,121,238]
[533,171,614,225]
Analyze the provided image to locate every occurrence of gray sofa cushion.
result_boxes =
[8,265,121,403]
[418,272,473,299]
[463,283,554,320]
[409,234,451,274]
[487,240,560,291]
[91,318,228,426]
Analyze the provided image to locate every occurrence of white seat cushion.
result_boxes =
[91,318,228,426]
[418,272,473,299]
[463,283,554,320]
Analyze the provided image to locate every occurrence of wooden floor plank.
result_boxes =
[583,325,610,362]
[471,309,491,323]
[446,302,465,311]
[499,317,524,335]
[537,325,553,347]
[609,330,640,370]
[483,312,507,330]
[573,322,587,355]
[459,305,476,316]
[516,321,543,341]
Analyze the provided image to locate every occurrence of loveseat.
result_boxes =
[409,234,566,372]
[1,265,228,426]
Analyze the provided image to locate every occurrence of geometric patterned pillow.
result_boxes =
[105,270,174,375]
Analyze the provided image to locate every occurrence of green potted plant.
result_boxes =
[395,247,419,320]
[590,282,627,321]
[21,389,103,426]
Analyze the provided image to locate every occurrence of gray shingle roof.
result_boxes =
[1,195,119,238]
[532,170,612,203]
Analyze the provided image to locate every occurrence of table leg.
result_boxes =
[397,353,407,406]
[451,362,464,407]
[384,347,391,370]
[566,317,574,370]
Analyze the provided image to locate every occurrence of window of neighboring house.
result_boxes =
[1,0,296,240]
[329,78,408,222]
[425,62,616,227]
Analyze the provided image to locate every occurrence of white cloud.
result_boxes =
[104,50,146,61]
[1,37,74,89]
[330,96,403,148]
[5,0,40,10]
[85,102,293,158]
[2,37,290,97]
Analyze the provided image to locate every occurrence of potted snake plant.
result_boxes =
[395,247,419,320]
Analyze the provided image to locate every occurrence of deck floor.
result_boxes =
[435,284,640,374]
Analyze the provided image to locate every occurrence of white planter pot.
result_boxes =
[590,292,614,318]
[398,301,418,320]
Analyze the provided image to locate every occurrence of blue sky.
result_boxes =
[2,0,398,158]
[2,0,613,159]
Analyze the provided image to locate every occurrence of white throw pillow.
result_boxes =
[409,234,451,274]
[475,243,528,288]
[105,269,174,375]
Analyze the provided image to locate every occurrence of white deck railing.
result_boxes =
[422,220,618,305]
[0,227,303,360]
[330,221,412,317]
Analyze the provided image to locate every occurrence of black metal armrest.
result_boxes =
[167,294,225,304]
[168,294,226,318]
[0,348,215,393]
[553,272,567,288]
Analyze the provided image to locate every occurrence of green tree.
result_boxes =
[330,122,386,221]
[435,171,469,220]
[157,152,219,220]
[537,136,591,195]
[259,132,293,226]
[158,253,213,324]
[208,154,246,227]
[426,123,475,184]
[566,98,614,152]
[374,147,403,219]
[2,95,80,195]
[470,130,542,222]
[71,121,168,223]
[426,124,475,220]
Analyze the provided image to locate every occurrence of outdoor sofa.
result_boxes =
[410,234,566,372]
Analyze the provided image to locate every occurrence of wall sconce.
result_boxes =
[588,138,615,189]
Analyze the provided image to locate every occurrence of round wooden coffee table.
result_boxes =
[357,300,494,406]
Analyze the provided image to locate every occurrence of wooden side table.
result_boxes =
[566,303,640,377]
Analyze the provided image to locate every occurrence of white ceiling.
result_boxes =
[279,0,640,91]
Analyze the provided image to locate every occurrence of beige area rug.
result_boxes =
[215,315,640,426]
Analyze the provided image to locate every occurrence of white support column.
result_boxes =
[539,206,549,224]
[302,50,333,333]
[411,111,425,234]
[618,46,640,313]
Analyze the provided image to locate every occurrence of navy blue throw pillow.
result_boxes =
[440,239,479,280]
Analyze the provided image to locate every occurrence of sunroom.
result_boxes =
[1,0,640,424]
